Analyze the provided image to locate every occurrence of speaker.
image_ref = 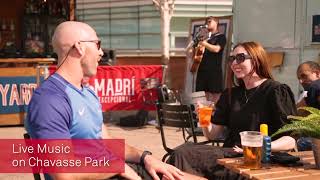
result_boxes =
[119,110,149,127]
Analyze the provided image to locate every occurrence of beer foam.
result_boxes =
[241,141,263,147]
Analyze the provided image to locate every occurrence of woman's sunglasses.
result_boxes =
[228,53,252,64]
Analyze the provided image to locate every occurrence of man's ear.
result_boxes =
[74,42,85,57]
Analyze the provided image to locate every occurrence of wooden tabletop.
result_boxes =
[217,151,320,180]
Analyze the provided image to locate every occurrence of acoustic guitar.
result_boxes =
[190,27,211,73]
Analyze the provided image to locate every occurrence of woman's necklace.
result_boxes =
[244,86,260,104]
[243,79,267,104]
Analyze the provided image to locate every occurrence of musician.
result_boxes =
[195,16,226,103]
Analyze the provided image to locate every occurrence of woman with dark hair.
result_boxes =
[168,41,297,179]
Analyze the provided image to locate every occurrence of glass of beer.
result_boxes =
[198,101,214,127]
[239,131,263,169]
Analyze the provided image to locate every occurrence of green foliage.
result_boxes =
[272,107,320,138]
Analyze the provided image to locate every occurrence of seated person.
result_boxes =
[295,61,320,151]
[25,21,203,180]
[296,61,320,109]
[167,41,297,179]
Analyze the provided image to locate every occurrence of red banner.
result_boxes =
[49,65,163,111]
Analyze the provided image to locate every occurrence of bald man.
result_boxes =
[296,61,320,151]
[25,21,195,180]
[297,61,320,109]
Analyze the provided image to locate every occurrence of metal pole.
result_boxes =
[36,65,41,87]
[69,0,75,20]
[161,65,167,85]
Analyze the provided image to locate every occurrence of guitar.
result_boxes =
[190,27,211,73]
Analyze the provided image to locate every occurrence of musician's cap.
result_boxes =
[205,16,219,24]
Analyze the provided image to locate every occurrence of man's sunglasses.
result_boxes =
[80,40,101,50]
[228,53,252,64]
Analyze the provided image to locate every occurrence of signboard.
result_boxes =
[312,15,320,43]
[0,65,163,115]
[49,65,164,111]
[0,77,38,114]
[88,65,163,111]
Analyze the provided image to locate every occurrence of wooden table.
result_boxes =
[217,151,320,180]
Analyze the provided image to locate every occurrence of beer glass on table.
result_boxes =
[239,131,263,169]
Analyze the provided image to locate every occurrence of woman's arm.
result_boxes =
[199,40,221,53]
[271,136,296,152]
[233,136,297,153]
[201,123,225,140]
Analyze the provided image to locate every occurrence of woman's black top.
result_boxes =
[212,79,297,147]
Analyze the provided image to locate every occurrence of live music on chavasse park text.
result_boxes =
[11,143,110,167]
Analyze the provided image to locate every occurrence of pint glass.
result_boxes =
[240,131,263,169]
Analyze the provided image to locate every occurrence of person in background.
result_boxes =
[195,16,226,104]
[296,61,320,109]
[25,21,205,180]
[168,41,297,179]
[295,61,320,151]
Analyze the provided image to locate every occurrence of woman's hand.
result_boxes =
[233,145,243,153]
[195,101,203,115]
[199,40,208,47]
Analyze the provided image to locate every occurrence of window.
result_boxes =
[76,0,160,50]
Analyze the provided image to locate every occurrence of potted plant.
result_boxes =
[272,107,320,169]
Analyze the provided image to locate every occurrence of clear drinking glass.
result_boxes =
[239,131,263,169]
[198,101,214,127]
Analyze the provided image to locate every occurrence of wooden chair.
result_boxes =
[185,127,225,147]
[157,84,170,103]
[156,102,213,161]
[23,133,42,180]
